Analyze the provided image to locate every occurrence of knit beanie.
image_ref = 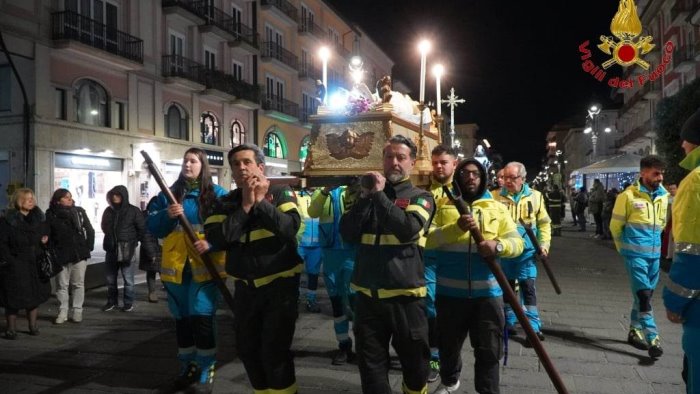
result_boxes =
[680,108,700,145]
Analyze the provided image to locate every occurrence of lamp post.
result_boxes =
[583,104,611,160]
[319,46,330,105]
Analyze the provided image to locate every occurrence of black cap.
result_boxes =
[680,108,700,145]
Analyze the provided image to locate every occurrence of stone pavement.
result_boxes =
[0,223,687,393]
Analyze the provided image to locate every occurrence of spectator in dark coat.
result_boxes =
[601,188,619,240]
[46,188,95,324]
[575,187,589,232]
[101,185,151,312]
[139,197,162,303]
[0,188,50,339]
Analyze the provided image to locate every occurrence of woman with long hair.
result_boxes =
[147,148,227,393]
[46,188,95,324]
[0,188,51,339]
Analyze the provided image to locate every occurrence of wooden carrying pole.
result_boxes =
[519,218,562,295]
[141,151,236,314]
[443,186,569,394]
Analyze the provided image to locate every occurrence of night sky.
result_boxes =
[327,0,629,170]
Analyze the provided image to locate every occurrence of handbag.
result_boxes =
[37,246,62,281]
[116,241,136,264]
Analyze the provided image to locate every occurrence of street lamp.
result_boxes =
[584,104,611,159]
[318,46,330,104]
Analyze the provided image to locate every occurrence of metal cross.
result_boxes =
[444,87,465,149]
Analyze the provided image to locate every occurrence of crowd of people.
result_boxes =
[0,109,699,393]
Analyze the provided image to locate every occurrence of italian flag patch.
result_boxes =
[416,197,431,209]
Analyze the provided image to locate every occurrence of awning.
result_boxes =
[570,153,642,176]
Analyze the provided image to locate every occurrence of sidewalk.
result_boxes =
[0,223,687,393]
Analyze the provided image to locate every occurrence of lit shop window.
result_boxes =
[75,79,108,127]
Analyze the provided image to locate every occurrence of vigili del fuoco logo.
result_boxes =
[578,0,674,89]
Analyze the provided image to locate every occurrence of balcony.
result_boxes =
[261,42,298,71]
[332,41,351,60]
[51,10,143,69]
[673,46,696,72]
[262,94,299,122]
[260,0,298,25]
[228,22,259,52]
[642,80,661,99]
[615,119,653,149]
[298,63,321,81]
[162,55,207,89]
[298,18,326,41]
[671,0,694,26]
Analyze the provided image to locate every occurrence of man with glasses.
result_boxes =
[496,162,551,341]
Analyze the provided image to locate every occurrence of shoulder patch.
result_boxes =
[395,198,410,209]
[416,197,432,210]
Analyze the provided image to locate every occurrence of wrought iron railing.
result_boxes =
[261,0,298,22]
[673,45,695,67]
[298,18,325,41]
[299,63,321,80]
[162,55,207,84]
[51,10,143,63]
[262,94,299,118]
[262,42,298,70]
[162,1,258,48]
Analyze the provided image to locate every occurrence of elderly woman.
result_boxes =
[0,188,51,339]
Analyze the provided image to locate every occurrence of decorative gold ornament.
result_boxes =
[597,0,654,70]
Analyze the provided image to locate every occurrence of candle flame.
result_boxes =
[610,0,642,40]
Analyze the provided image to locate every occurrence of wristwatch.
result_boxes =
[495,240,504,255]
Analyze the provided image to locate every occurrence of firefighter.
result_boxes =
[424,144,459,382]
[610,155,668,358]
[340,135,435,394]
[545,185,564,236]
[204,144,302,394]
[308,183,358,365]
[664,108,700,393]
[496,161,551,340]
[428,158,524,394]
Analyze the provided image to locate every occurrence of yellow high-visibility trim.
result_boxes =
[360,233,426,247]
[405,205,430,221]
[402,381,428,394]
[240,228,276,243]
[233,264,303,288]
[278,202,297,213]
[351,283,427,298]
[269,382,298,394]
[254,390,270,394]
[204,214,227,225]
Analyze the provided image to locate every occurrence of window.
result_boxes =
[301,92,317,122]
[65,0,119,50]
[232,4,242,35]
[200,111,219,145]
[113,101,125,130]
[1,65,11,111]
[299,135,311,164]
[230,119,246,147]
[232,61,243,81]
[263,129,287,159]
[204,48,216,70]
[328,27,339,44]
[301,4,314,27]
[55,88,66,119]
[74,79,109,127]
[165,104,188,140]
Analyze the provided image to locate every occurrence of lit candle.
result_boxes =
[418,40,431,103]
[433,64,444,116]
[319,46,330,105]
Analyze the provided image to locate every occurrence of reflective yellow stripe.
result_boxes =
[278,202,297,213]
[360,232,427,247]
[665,282,700,298]
[240,228,276,242]
[351,283,427,298]
[204,214,227,226]
[402,381,428,394]
[254,390,270,394]
[269,382,298,394]
[233,264,303,288]
[619,242,659,254]
[405,204,430,221]
[675,242,700,256]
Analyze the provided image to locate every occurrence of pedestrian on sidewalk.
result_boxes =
[600,188,618,240]
[148,148,228,394]
[205,144,302,394]
[496,161,551,341]
[0,188,51,339]
[308,183,358,365]
[296,187,323,313]
[339,135,435,394]
[574,187,588,232]
[589,179,606,238]
[610,155,668,358]
[427,158,523,394]
[101,185,153,312]
[139,197,162,303]
[46,188,95,324]
[664,108,700,394]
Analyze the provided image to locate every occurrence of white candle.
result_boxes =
[418,40,431,103]
[433,64,444,116]
[319,47,330,105]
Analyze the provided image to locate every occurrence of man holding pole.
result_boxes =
[204,144,302,394]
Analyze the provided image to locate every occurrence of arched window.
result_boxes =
[230,119,246,147]
[75,79,108,127]
[200,111,219,145]
[165,104,188,140]
[263,128,287,159]
[299,135,311,164]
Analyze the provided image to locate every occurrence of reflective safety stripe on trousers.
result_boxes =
[350,283,427,298]
[360,232,427,248]
[675,242,700,256]
[232,264,303,288]
[253,381,299,394]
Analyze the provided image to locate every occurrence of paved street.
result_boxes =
[0,223,687,394]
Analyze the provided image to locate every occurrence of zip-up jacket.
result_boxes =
[496,184,551,263]
[610,180,668,258]
[296,190,320,247]
[339,178,434,298]
[148,184,228,284]
[102,185,153,262]
[205,184,303,287]
[426,188,523,298]
[308,186,355,251]
[664,146,700,324]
